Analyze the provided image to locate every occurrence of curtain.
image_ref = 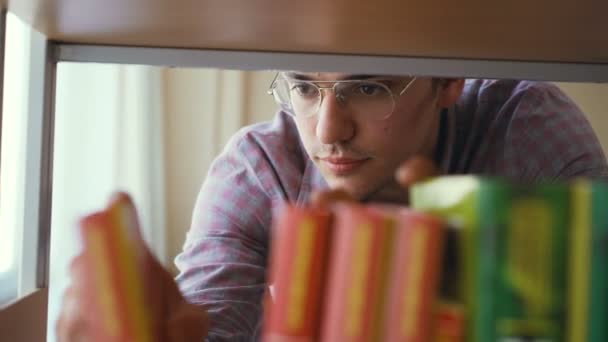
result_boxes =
[0,12,31,306]
[46,63,166,342]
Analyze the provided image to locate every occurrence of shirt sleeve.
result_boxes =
[174,131,277,341]
[503,82,608,181]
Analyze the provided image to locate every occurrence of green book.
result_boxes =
[411,175,510,342]
[496,183,569,341]
[568,180,608,342]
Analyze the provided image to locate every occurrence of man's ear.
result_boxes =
[437,78,465,108]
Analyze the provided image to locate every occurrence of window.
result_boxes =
[0,13,30,306]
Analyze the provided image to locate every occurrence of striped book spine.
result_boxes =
[568,180,608,342]
[263,204,332,342]
[79,193,155,342]
[320,204,397,342]
[384,210,445,342]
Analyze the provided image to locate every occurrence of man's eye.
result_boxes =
[291,83,318,97]
[356,83,385,96]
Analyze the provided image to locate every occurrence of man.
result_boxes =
[57,73,608,341]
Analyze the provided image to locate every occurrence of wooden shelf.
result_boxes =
[5,0,608,64]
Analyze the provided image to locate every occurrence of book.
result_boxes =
[262,204,332,342]
[411,176,510,342]
[567,180,608,342]
[320,203,397,342]
[79,192,156,342]
[383,209,445,342]
[320,204,445,342]
[496,183,569,340]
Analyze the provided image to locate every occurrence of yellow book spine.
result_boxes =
[88,227,122,338]
[111,204,154,342]
[286,218,315,331]
[567,181,591,342]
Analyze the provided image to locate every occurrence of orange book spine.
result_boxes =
[320,204,396,342]
[263,205,332,342]
[384,210,445,342]
[79,193,155,342]
[105,194,156,342]
[80,212,127,342]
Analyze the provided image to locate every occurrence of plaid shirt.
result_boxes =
[174,79,608,341]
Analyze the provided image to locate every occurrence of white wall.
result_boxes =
[162,74,608,271]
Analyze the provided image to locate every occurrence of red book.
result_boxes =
[384,210,445,342]
[320,204,398,342]
[79,193,157,342]
[263,204,332,342]
[433,302,465,342]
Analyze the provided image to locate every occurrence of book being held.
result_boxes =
[78,193,159,342]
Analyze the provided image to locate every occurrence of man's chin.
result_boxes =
[325,176,409,204]
[324,177,372,202]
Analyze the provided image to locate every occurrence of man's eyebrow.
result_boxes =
[283,72,384,81]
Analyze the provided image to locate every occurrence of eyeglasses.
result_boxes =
[267,73,417,121]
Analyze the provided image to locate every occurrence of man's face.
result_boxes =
[289,72,443,202]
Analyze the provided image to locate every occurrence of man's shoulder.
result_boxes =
[461,79,565,109]
[233,110,300,144]
[227,111,306,166]
[213,111,314,201]
[453,79,607,180]
[456,79,579,129]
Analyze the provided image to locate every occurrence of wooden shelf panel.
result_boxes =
[5,0,608,64]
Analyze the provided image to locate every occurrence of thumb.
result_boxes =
[395,156,439,188]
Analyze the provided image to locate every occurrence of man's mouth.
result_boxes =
[318,157,369,175]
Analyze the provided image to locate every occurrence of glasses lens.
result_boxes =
[272,79,292,107]
[336,81,395,119]
[272,78,397,119]
[275,79,321,117]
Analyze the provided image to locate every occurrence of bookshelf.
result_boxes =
[4,0,608,81]
[1,0,607,341]
[4,0,608,63]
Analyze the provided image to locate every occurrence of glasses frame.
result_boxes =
[267,73,417,120]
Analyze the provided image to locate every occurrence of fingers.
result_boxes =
[310,189,355,208]
[395,156,439,188]
[58,254,94,342]
[56,286,90,342]
[68,253,88,288]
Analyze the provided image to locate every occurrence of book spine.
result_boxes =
[106,194,154,342]
[473,180,510,342]
[409,175,482,340]
[80,213,128,341]
[567,180,591,342]
[263,205,332,342]
[320,204,396,342]
[496,184,569,340]
[79,193,155,342]
[589,182,608,342]
[384,210,445,342]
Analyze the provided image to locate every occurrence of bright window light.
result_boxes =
[0,12,30,303]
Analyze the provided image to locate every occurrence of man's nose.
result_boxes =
[315,90,355,145]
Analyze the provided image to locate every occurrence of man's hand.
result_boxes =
[395,156,439,190]
[56,243,208,342]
